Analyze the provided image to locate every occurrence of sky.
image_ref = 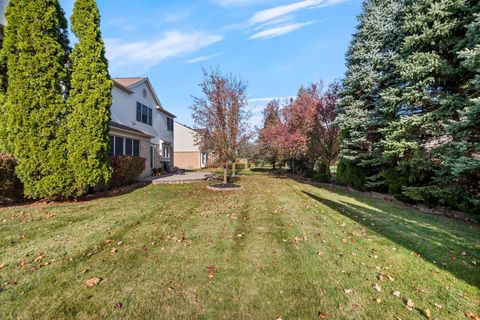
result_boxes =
[59,0,362,127]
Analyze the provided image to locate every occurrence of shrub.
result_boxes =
[336,160,367,190]
[228,163,246,171]
[108,155,145,188]
[0,153,23,201]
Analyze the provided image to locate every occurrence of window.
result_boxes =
[133,140,140,157]
[136,102,153,125]
[167,117,174,131]
[125,138,133,155]
[150,146,154,168]
[162,145,170,158]
[109,135,141,157]
[114,136,124,155]
[136,103,142,122]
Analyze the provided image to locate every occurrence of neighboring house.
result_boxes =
[110,77,176,177]
[173,122,209,170]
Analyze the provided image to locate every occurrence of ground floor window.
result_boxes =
[162,145,171,159]
[109,135,140,157]
[150,146,155,168]
[201,152,208,166]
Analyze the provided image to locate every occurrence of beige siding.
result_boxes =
[174,151,200,169]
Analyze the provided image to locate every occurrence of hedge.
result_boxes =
[108,155,145,188]
[0,153,23,202]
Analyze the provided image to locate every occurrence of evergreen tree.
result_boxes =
[381,0,478,209]
[3,0,71,198]
[337,0,406,190]
[434,9,480,212]
[67,0,112,196]
[0,37,8,153]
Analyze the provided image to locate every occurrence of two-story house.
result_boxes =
[110,77,176,177]
[173,122,209,170]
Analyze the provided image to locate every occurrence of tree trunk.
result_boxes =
[223,165,228,184]
[325,160,331,180]
[232,162,236,177]
[272,162,276,170]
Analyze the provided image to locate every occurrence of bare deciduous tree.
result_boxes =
[191,68,251,184]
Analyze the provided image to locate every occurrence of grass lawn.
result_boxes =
[0,171,479,319]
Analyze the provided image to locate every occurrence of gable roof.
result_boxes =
[193,128,208,136]
[112,77,176,119]
[176,121,208,136]
[113,77,146,88]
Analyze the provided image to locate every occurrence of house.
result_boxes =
[173,122,209,170]
[110,77,176,177]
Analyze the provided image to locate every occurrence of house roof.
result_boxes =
[113,77,146,88]
[193,128,208,136]
[110,121,154,138]
[112,77,176,119]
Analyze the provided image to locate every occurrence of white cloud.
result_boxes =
[248,0,323,25]
[187,52,223,64]
[212,0,267,6]
[106,31,223,73]
[249,21,314,40]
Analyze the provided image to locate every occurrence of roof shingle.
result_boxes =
[112,77,146,88]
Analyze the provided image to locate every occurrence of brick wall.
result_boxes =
[174,151,200,169]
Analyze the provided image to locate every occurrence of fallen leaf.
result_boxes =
[392,291,401,297]
[115,302,122,309]
[378,273,385,282]
[85,277,102,288]
[111,247,118,254]
[81,269,89,274]
[0,263,6,270]
[373,283,382,292]
[464,311,480,320]
[461,251,467,256]
[406,299,414,311]
[434,303,442,309]
[318,311,328,318]
[375,297,382,303]
[424,308,432,320]
[344,289,353,295]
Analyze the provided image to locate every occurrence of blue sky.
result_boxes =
[59,0,362,127]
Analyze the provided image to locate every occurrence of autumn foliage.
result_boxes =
[258,82,341,179]
[191,68,251,184]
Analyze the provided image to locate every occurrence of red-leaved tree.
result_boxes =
[258,100,286,169]
[308,81,341,178]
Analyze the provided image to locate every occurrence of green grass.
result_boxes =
[0,172,479,319]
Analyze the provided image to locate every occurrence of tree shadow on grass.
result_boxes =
[0,182,150,210]
[302,190,480,288]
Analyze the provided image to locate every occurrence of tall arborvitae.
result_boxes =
[337,0,406,191]
[3,0,71,198]
[381,0,478,209]
[67,0,112,196]
[0,36,8,153]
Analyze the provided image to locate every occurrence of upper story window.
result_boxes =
[167,117,174,131]
[136,102,153,126]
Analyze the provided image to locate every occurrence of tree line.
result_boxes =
[338,0,479,213]
[258,0,479,214]
[0,0,112,199]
